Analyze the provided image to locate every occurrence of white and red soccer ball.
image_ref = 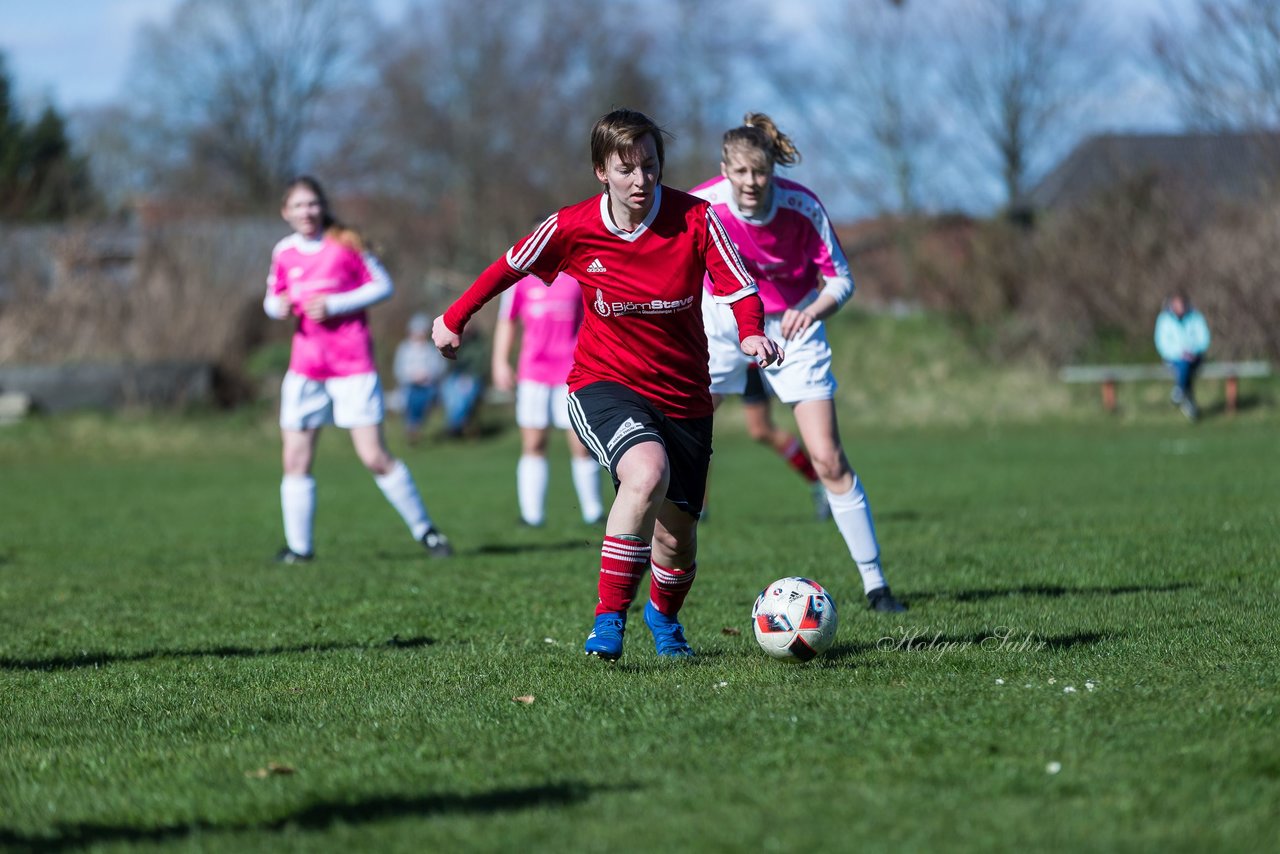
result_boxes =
[751,576,838,662]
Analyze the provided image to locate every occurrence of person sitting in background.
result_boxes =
[440,326,488,438]
[1154,290,1210,421]
[393,312,449,445]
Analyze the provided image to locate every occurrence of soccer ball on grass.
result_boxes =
[751,576,838,662]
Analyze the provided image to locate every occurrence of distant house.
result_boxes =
[1029,132,1280,212]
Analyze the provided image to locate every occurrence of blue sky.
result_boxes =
[2,0,1193,119]
[1,0,172,109]
[0,0,1200,216]
[0,0,405,109]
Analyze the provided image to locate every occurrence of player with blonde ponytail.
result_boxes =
[693,113,907,613]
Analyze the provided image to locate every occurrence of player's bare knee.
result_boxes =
[809,448,847,482]
[652,528,695,565]
[282,450,312,476]
[621,465,668,503]
[617,449,669,500]
[361,450,395,475]
[522,430,549,456]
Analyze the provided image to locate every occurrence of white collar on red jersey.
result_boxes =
[599,184,663,243]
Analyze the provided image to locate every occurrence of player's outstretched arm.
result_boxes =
[432,315,461,360]
[436,255,530,362]
[741,335,784,368]
[726,290,781,366]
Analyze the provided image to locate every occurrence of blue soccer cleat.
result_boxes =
[643,601,694,657]
[584,611,626,661]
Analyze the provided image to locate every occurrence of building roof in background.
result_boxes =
[1030,132,1280,211]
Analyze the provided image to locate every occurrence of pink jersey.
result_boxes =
[267,234,385,380]
[691,175,852,314]
[498,272,583,385]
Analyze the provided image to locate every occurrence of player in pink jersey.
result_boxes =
[264,175,451,562]
[434,109,782,660]
[492,271,604,527]
[702,363,830,522]
[693,113,906,613]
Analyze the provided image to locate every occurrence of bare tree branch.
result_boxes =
[780,2,948,215]
[947,0,1113,213]
[1150,0,1280,131]
[124,0,372,206]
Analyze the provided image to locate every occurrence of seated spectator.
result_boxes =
[440,326,489,438]
[1154,290,1210,421]
[394,313,449,444]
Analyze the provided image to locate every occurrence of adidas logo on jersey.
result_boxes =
[586,258,607,273]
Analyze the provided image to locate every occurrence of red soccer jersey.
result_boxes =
[445,185,762,418]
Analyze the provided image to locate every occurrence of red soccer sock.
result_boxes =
[780,437,819,483]
[649,560,697,617]
[596,535,651,615]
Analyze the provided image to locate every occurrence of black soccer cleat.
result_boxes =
[867,586,907,613]
[274,546,314,565]
[420,527,454,557]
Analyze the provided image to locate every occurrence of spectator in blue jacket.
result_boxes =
[1154,291,1210,420]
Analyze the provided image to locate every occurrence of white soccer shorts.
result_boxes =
[279,370,385,430]
[702,297,837,404]
[515,380,572,430]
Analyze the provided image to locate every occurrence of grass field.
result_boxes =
[1,394,1278,852]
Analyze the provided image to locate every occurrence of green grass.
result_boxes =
[1,400,1278,852]
[823,309,1277,427]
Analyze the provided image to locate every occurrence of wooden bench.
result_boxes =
[1059,360,1271,413]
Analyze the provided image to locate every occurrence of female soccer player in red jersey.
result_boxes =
[434,109,782,659]
[265,176,452,563]
[692,114,906,613]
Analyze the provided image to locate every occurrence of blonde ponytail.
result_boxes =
[723,112,801,167]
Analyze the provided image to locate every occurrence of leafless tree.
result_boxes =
[642,0,779,189]
[1150,0,1280,131]
[946,0,1112,214]
[122,0,373,207]
[337,0,774,276]
[338,0,661,274]
[782,1,948,215]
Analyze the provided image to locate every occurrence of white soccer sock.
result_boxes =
[571,456,604,522]
[281,474,316,556]
[826,476,888,594]
[517,454,549,526]
[375,459,433,540]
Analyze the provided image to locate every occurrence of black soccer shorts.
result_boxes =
[567,381,712,517]
[741,362,770,405]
